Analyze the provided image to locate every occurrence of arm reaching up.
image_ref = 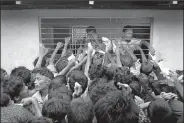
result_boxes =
[35,44,49,68]
[134,45,147,63]
[49,42,64,65]
[141,41,155,56]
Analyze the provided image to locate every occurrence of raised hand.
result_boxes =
[39,44,50,57]
[56,42,64,49]
[65,37,71,46]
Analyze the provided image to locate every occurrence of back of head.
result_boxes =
[55,58,68,73]
[67,97,94,123]
[88,64,106,80]
[33,57,46,67]
[42,98,69,123]
[114,67,134,87]
[27,117,53,123]
[48,75,67,93]
[89,82,117,104]
[68,70,88,94]
[141,61,153,75]
[10,66,31,86]
[1,93,11,107]
[34,67,54,80]
[3,75,24,101]
[94,90,138,123]
[120,54,133,68]
[48,86,72,102]
[148,99,173,123]
[86,26,96,34]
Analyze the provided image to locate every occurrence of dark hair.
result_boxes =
[68,70,88,94]
[86,26,96,33]
[114,67,134,88]
[123,25,133,32]
[148,99,174,123]
[33,57,46,67]
[103,66,118,81]
[1,68,8,82]
[89,82,117,104]
[48,86,72,102]
[34,67,54,80]
[94,90,138,123]
[27,117,53,123]
[67,97,94,123]
[129,81,143,98]
[3,76,24,100]
[10,66,31,86]
[1,68,7,74]
[42,98,69,123]
[55,58,68,73]
[140,61,153,75]
[151,80,178,95]
[48,75,67,93]
[88,64,106,80]
[1,93,10,107]
[120,54,133,68]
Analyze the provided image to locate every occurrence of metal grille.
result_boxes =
[39,17,153,62]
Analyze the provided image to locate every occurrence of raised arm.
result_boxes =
[49,42,64,65]
[35,44,49,68]
[123,47,137,62]
[135,45,147,63]
[57,59,75,76]
[115,48,122,68]
[141,40,155,56]
[61,37,71,58]
[84,43,93,80]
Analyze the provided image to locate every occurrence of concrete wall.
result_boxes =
[1,9,183,73]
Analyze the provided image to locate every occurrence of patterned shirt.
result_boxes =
[1,105,35,123]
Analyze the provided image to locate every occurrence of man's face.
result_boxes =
[124,29,133,39]
[34,73,50,91]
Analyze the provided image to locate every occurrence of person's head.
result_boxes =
[3,75,29,102]
[48,75,67,93]
[123,25,133,39]
[148,99,174,123]
[55,58,68,73]
[94,90,138,123]
[129,80,143,98]
[141,61,153,75]
[33,57,47,68]
[1,93,11,107]
[120,54,134,68]
[103,66,118,81]
[34,67,54,91]
[42,98,69,123]
[88,64,106,80]
[114,67,134,88]
[68,70,88,94]
[1,68,8,82]
[10,66,31,86]
[86,26,96,35]
[27,117,53,123]
[48,86,72,102]
[67,97,94,123]
[89,82,117,104]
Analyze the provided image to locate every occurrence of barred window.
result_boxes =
[39,17,153,62]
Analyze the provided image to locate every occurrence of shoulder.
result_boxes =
[131,38,142,44]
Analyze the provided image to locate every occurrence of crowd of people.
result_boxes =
[1,25,183,123]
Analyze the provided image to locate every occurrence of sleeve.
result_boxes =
[47,64,58,75]
[102,37,116,53]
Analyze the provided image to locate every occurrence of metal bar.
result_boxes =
[42,33,150,35]
[41,28,150,30]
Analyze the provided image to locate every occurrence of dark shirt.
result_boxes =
[168,100,183,121]
[1,105,35,123]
